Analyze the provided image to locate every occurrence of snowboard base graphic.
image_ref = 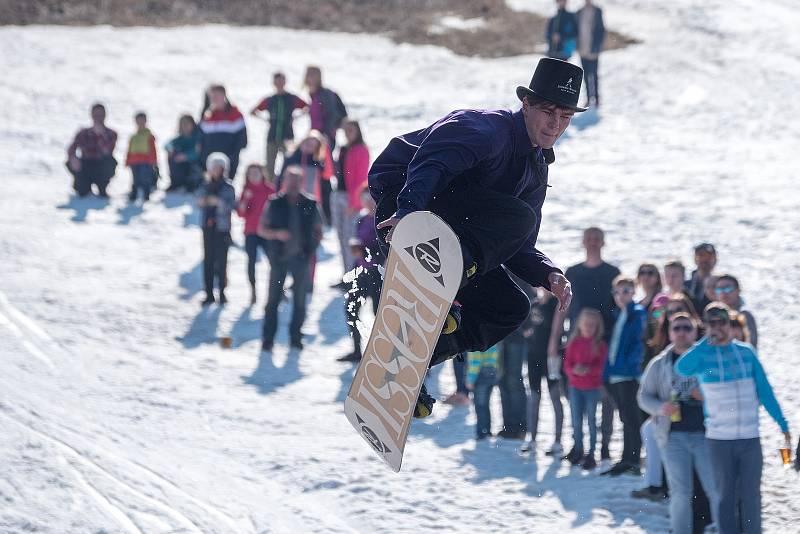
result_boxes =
[344,211,463,472]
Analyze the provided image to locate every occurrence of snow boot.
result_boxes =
[413,383,436,419]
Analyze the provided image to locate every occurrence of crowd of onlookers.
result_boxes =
[444,231,794,534]
[65,66,374,354]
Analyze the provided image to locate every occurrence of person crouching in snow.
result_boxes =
[197,153,236,307]
[237,164,276,305]
[368,57,582,418]
[126,111,158,202]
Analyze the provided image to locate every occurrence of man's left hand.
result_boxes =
[548,272,572,313]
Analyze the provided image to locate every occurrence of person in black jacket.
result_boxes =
[304,66,347,149]
[258,165,323,351]
[546,0,579,60]
[576,0,606,107]
[199,84,248,181]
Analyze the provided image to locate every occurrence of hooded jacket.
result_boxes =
[603,301,647,382]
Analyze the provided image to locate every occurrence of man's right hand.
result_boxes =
[661,402,678,417]
[273,229,292,242]
[376,216,401,243]
[68,157,81,172]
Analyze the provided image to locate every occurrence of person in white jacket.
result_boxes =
[638,313,717,534]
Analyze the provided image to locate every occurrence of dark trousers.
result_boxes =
[345,266,382,353]
[203,229,230,297]
[708,438,763,534]
[244,234,269,287]
[130,164,155,201]
[499,339,528,434]
[72,156,116,197]
[580,57,599,106]
[375,181,536,361]
[601,385,615,454]
[453,356,468,395]
[262,255,310,345]
[168,160,201,191]
[473,367,498,438]
[528,349,563,443]
[607,379,642,465]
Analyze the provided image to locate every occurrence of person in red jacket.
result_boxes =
[331,119,370,273]
[125,111,158,202]
[237,164,276,304]
[563,307,608,469]
[200,85,248,180]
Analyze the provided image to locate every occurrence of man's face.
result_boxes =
[557,0,567,8]
[664,266,685,291]
[284,172,302,195]
[91,106,106,124]
[613,284,635,308]
[582,229,604,255]
[523,100,574,149]
[705,313,732,345]
[274,75,286,91]
[695,250,716,272]
[669,319,696,348]
[714,279,740,307]
[135,116,147,129]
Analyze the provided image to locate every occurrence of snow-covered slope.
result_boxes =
[2,1,799,530]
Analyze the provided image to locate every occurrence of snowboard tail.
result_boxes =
[344,211,463,472]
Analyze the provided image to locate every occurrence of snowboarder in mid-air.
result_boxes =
[368,58,587,418]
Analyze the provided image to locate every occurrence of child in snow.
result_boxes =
[197,152,236,306]
[199,84,247,180]
[125,111,158,202]
[467,345,500,439]
[165,114,202,192]
[563,308,607,469]
[236,164,276,304]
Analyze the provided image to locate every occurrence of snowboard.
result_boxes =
[344,211,463,472]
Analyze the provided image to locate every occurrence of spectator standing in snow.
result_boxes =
[563,308,607,470]
[304,66,348,150]
[546,0,578,61]
[250,72,308,181]
[199,84,248,181]
[675,302,790,534]
[685,243,717,312]
[165,114,202,192]
[638,313,719,532]
[714,274,758,348]
[197,153,236,307]
[497,278,535,441]
[337,188,384,363]
[663,259,690,298]
[125,111,158,202]
[467,345,501,440]
[521,288,565,455]
[601,276,647,476]
[278,130,333,207]
[332,119,370,274]
[66,102,118,197]
[236,164,276,305]
[576,0,605,107]
[549,227,619,459]
[259,166,323,352]
[636,262,663,311]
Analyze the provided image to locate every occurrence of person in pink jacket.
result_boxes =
[331,120,370,274]
[564,308,608,470]
[237,164,276,304]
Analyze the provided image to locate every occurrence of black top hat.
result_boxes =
[516,58,587,112]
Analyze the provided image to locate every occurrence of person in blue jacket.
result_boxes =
[675,302,790,534]
[546,0,579,60]
[369,58,585,417]
[600,275,647,476]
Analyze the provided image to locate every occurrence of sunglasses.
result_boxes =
[715,286,736,294]
[707,318,728,328]
[652,309,665,319]
[671,324,694,333]
[613,287,634,295]
[638,269,658,276]
[667,307,687,315]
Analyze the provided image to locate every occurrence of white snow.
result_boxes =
[2,0,800,530]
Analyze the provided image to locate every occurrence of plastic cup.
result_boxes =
[220,336,233,349]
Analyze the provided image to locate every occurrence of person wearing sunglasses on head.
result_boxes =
[638,313,718,532]
[675,303,789,534]
[600,276,647,476]
[713,274,757,348]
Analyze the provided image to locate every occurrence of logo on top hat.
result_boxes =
[557,77,576,95]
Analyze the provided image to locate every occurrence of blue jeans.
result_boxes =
[568,387,601,455]
[453,356,468,395]
[708,438,762,534]
[664,432,718,534]
[244,234,269,287]
[499,339,527,433]
[473,367,498,438]
[130,163,155,200]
